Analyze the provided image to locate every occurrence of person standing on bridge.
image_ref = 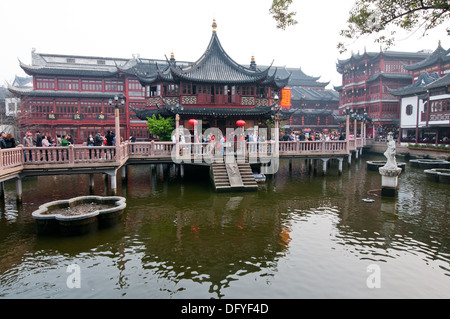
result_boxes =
[0,132,7,149]
[34,131,43,147]
[5,133,17,148]
[22,132,33,162]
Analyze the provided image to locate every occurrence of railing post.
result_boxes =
[69,145,75,164]
[151,140,155,156]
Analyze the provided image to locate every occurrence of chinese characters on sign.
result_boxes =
[280,88,291,109]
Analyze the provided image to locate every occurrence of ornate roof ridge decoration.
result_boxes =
[260,67,292,89]
[388,71,440,96]
[424,73,450,90]
[404,42,450,71]
[336,49,430,73]
[169,22,275,85]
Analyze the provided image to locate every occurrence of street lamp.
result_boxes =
[109,94,126,161]
[272,94,281,154]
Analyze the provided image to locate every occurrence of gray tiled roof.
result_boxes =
[389,72,440,96]
[169,32,273,85]
[405,44,450,71]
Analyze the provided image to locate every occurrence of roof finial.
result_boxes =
[212,19,217,33]
[250,55,256,70]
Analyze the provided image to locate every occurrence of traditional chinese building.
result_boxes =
[335,49,430,136]
[390,72,450,145]
[404,42,450,81]
[129,20,290,136]
[9,21,294,143]
[283,68,339,134]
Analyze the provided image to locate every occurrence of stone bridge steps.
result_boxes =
[210,162,257,192]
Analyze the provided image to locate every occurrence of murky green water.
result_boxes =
[0,154,448,298]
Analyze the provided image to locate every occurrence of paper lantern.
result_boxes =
[236,120,246,127]
[188,119,198,126]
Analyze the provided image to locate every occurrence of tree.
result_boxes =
[270,0,298,30]
[146,114,174,141]
[338,0,450,53]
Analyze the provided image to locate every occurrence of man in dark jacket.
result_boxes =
[105,130,114,146]
[35,131,43,147]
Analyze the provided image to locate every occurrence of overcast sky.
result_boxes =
[0,0,448,89]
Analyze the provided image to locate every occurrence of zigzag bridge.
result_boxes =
[0,138,370,200]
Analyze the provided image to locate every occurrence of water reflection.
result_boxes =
[0,155,449,298]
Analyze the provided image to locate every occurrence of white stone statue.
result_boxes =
[382,132,397,170]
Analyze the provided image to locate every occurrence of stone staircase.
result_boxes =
[210,162,257,192]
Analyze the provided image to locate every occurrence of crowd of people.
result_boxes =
[0,130,123,150]
[0,130,75,149]
[280,131,346,142]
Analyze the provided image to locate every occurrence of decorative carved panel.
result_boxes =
[181,96,197,105]
[147,97,163,107]
[163,97,179,106]
[241,97,255,106]
[256,98,269,107]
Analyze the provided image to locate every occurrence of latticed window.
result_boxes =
[82,80,102,91]
[58,79,79,90]
[36,78,55,90]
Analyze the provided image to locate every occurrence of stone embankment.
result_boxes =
[368,142,450,161]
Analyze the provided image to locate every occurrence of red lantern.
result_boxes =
[236,120,246,127]
[188,119,198,126]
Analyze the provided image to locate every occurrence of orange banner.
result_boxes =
[280,89,291,108]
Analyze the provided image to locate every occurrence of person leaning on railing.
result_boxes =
[61,135,70,161]
[22,131,34,162]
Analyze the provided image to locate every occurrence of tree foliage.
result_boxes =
[146,114,174,141]
[270,0,298,29]
[338,0,450,53]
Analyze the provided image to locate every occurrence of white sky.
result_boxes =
[0,0,448,89]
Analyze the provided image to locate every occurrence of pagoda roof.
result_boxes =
[388,72,440,96]
[336,50,430,73]
[169,29,274,85]
[283,67,328,88]
[425,73,450,90]
[290,87,339,102]
[404,43,450,71]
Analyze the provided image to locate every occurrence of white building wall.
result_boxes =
[400,96,423,129]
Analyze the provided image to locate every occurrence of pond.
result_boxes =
[0,153,448,299]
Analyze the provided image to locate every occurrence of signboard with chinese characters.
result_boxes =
[47,113,57,120]
[73,114,83,120]
[280,89,291,109]
[97,114,106,120]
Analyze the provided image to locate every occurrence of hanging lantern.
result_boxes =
[188,119,198,126]
[236,120,246,127]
